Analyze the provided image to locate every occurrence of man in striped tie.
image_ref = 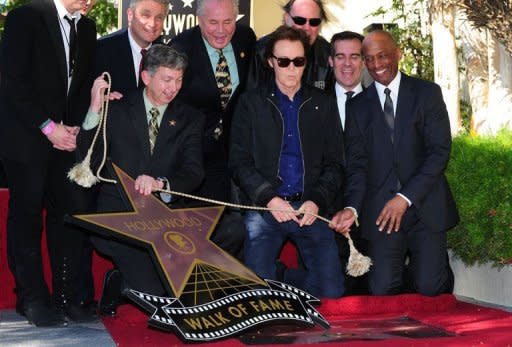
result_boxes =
[82,45,205,315]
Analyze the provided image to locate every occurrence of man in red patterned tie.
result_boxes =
[95,0,169,95]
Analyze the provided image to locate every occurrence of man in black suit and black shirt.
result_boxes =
[0,0,97,326]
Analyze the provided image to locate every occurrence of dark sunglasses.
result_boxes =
[272,55,307,68]
[291,16,322,27]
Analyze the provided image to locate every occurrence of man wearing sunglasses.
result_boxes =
[247,0,333,91]
[230,26,345,298]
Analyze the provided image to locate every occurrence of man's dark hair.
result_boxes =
[330,31,364,57]
[264,25,310,61]
[143,44,188,74]
[283,0,328,22]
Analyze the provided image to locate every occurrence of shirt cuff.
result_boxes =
[397,193,412,207]
[82,108,101,130]
[343,206,359,227]
[344,206,358,218]
[158,177,172,203]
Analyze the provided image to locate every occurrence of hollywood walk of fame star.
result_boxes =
[71,164,263,298]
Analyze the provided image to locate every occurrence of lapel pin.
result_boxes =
[240,51,245,58]
[169,120,176,126]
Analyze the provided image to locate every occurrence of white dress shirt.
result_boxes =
[374,71,401,117]
[53,0,81,92]
[128,29,152,86]
[334,82,363,129]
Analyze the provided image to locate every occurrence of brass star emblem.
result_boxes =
[71,164,263,297]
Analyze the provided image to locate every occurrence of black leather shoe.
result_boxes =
[80,299,99,315]
[23,301,67,327]
[15,298,24,316]
[64,303,99,323]
[99,269,123,317]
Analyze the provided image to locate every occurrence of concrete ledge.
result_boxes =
[450,250,512,308]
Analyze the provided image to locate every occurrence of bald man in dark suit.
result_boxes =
[331,31,459,296]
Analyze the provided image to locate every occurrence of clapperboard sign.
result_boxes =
[120,0,252,43]
[69,164,329,342]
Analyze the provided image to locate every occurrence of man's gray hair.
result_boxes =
[143,44,188,74]
[196,0,239,17]
[129,0,170,10]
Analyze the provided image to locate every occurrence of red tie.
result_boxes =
[138,48,147,88]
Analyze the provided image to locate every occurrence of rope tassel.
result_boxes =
[68,72,116,187]
[67,153,98,187]
[346,237,372,277]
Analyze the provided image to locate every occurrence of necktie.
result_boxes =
[343,91,355,130]
[148,107,160,154]
[138,48,147,88]
[64,16,77,77]
[383,88,395,142]
[215,49,232,110]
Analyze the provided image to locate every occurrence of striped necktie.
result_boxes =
[148,107,160,154]
[383,88,395,142]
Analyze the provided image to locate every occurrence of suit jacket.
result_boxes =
[89,90,205,211]
[0,0,96,164]
[170,24,256,159]
[344,73,459,239]
[95,28,138,96]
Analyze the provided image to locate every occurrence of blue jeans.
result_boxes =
[244,203,344,298]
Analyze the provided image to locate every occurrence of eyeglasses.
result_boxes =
[271,55,307,68]
[291,16,322,27]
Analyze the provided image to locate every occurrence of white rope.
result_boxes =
[68,72,116,186]
[153,187,373,277]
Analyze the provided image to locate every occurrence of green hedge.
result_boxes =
[446,130,512,266]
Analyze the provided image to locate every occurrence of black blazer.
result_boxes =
[95,28,137,96]
[88,91,205,211]
[229,84,344,213]
[344,74,459,238]
[170,24,256,155]
[0,0,96,164]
